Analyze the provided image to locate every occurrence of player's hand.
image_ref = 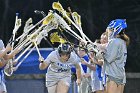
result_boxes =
[76,78,81,86]
[5,43,12,51]
[39,56,44,63]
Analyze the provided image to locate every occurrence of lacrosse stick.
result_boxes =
[52,12,85,42]
[52,2,92,43]
[11,13,21,47]
[4,43,33,76]
[33,40,42,59]
[15,11,54,44]
[13,18,57,67]
[13,46,35,71]
[50,32,66,44]
[4,13,21,76]
[18,18,33,44]
[14,11,57,62]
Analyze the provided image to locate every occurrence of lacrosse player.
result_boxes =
[0,40,11,93]
[104,19,130,93]
[85,31,108,93]
[0,38,22,93]
[77,41,92,93]
[39,42,81,93]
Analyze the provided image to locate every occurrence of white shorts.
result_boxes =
[91,72,104,92]
[46,75,71,87]
[0,81,7,93]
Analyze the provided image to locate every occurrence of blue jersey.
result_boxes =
[71,54,89,73]
[96,65,102,81]
[81,55,89,73]
[0,67,5,83]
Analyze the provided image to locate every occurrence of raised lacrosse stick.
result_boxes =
[4,13,21,76]
[19,18,33,44]
[8,25,49,73]
[14,43,33,64]
[52,12,85,42]
[15,10,54,44]
[12,13,21,46]
[52,2,92,43]
[13,46,35,71]
[14,11,57,60]
[4,43,33,76]
[49,32,66,44]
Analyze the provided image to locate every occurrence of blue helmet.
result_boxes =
[107,19,127,37]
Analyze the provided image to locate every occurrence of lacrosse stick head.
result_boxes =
[52,2,64,12]
[42,17,58,32]
[72,12,81,26]
[50,32,66,44]
[4,60,14,76]
[24,18,33,33]
[42,11,54,25]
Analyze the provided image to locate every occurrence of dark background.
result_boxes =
[0,0,140,72]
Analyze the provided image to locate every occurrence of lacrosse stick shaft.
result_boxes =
[15,12,53,42]
[64,12,93,43]
[53,3,86,41]
[33,41,42,58]
[53,3,92,43]
[15,46,35,69]
[43,37,55,50]
[53,12,85,42]
[63,12,86,40]
[14,25,44,50]
[15,43,33,62]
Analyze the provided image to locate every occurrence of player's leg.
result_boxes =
[57,80,70,93]
[47,84,57,93]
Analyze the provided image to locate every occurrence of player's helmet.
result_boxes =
[107,19,127,37]
[58,43,72,55]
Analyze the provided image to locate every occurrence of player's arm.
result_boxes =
[0,59,8,68]
[0,44,11,58]
[75,62,81,85]
[39,57,50,70]
[81,58,96,70]
[3,47,21,60]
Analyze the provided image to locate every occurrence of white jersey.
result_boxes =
[0,40,5,50]
[104,38,127,80]
[0,39,5,83]
[0,40,7,92]
[44,50,80,87]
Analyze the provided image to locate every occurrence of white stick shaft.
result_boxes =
[64,13,86,41]
[15,46,35,69]
[34,41,42,58]
[14,25,44,50]
[15,12,52,41]
[15,43,33,62]
[61,11,93,43]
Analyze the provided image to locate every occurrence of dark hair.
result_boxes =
[119,29,130,46]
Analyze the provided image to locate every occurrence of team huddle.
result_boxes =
[0,1,130,93]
